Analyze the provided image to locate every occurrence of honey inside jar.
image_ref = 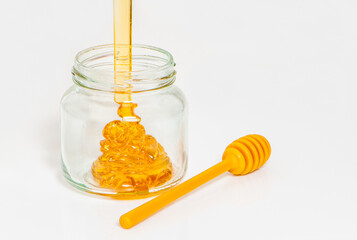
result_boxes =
[91,119,173,192]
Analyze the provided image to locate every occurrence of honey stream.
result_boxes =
[91,0,173,195]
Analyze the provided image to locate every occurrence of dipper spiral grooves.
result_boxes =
[223,134,271,175]
[120,134,271,229]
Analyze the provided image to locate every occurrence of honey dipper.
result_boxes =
[119,134,271,229]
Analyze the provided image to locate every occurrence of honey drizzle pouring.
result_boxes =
[113,0,133,106]
[91,0,173,195]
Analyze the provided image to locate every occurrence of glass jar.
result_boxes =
[61,44,188,199]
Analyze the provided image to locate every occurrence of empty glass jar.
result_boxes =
[61,44,188,199]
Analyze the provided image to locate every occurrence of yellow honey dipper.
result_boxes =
[119,134,271,229]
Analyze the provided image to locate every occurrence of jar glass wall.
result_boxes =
[61,44,188,199]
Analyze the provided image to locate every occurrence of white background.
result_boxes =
[1,0,356,239]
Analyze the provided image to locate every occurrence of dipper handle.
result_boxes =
[120,134,271,229]
[120,160,231,229]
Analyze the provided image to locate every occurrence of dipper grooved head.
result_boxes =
[223,134,271,175]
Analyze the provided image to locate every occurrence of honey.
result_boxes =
[91,120,173,192]
[91,0,173,194]
[113,0,132,104]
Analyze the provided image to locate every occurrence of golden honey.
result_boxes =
[91,0,173,194]
[91,119,173,192]
[91,102,173,192]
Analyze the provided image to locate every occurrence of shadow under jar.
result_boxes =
[61,44,188,199]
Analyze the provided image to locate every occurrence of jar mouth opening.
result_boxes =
[73,44,176,92]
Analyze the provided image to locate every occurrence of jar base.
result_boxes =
[61,160,184,200]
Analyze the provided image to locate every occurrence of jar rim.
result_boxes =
[73,44,176,92]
